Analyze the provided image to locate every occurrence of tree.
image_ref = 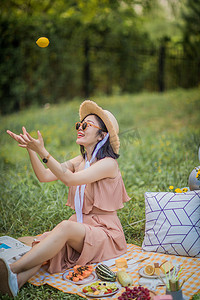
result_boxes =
[180,0,200,87]
[181,0,200,58]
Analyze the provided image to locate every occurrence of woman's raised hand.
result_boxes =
[7,127,26,145]
[7,127,45,154]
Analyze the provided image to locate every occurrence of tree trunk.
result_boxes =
[83,38,90,98]
[158,42,166,92]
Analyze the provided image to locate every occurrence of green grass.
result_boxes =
[0,88,200,299]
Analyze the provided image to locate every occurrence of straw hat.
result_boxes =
[79,100,120,154]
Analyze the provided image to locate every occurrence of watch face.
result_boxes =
[43,158,48,163]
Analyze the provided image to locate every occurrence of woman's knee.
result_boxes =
[55,220,85,239]
[56,220,76,235]
[56,220,70,232]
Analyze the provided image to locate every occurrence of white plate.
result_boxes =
[138,266,166,279]
[81,281,120,298]
[62,269,97,285]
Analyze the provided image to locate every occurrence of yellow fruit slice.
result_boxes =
[144,264,155,276]
[160,261,174,273]
[36,37,50,48]
[154,267,161,276]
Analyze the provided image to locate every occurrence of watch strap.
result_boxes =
[42,153,51,163]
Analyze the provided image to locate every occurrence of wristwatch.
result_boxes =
[42,153,51,163]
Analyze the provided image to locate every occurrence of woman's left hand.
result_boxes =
[19,127,45,154]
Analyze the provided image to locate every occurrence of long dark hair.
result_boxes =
[80,114,119,160]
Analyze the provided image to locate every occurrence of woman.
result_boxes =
[0,100,130,297]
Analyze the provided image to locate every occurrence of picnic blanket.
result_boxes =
[28,244,200,300]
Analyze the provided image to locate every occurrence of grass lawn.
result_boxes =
[0,88,200,299]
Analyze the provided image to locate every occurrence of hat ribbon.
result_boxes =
[74,133,109,223]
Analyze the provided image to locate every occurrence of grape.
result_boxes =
[118,286,151,300]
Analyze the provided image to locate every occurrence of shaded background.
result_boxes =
[0,0,200,114]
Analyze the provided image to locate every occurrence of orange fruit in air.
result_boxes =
[36,37,50,48]
[144,264,155,276]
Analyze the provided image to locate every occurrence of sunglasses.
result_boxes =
[75,121,102,131]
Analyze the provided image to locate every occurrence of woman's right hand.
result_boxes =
[7,126,59,182]
[7,126,32,150]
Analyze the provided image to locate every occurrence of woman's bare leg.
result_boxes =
[11,220,86,275]
[17,264,42,288]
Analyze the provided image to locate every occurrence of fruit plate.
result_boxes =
[62,269,98,285]
[81,281,120,298]
[139,266,166,279]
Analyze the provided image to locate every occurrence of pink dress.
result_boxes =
[35,161,130,274]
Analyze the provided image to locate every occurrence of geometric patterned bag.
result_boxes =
[142,191,200,257]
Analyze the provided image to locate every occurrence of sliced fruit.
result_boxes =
[160,261,174,273]
[93,291,100,295]
[154,267,162,276]
[144,264,155,276]
[66,265,93,282]
[72,277,79,282]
